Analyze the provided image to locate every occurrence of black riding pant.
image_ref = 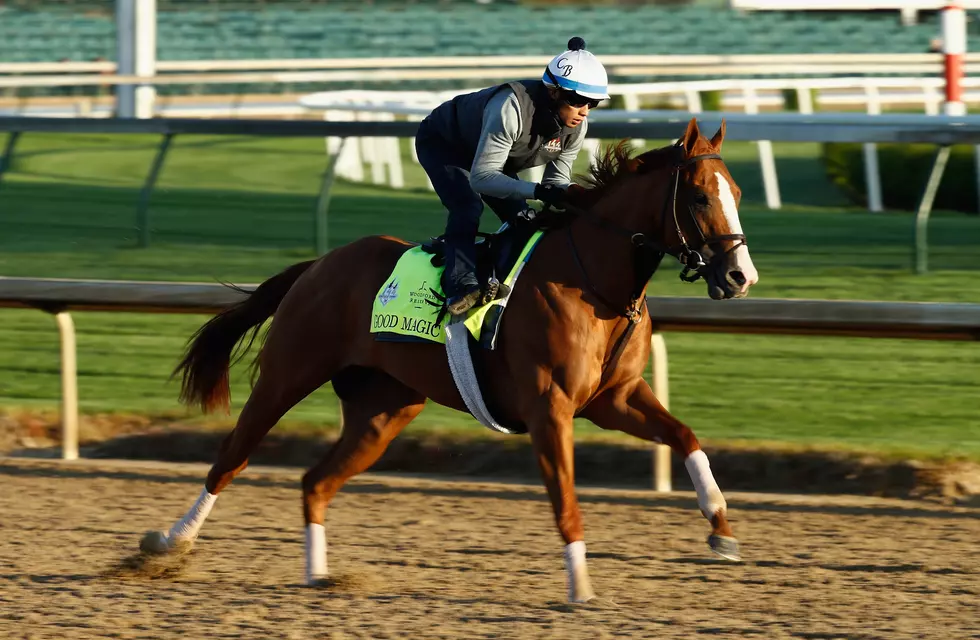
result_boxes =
[414,123,526,297]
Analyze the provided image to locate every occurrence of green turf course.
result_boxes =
[1,132,978,459]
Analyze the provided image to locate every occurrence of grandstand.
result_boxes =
[0,2,960,65]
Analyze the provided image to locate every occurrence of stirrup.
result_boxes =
[480,278,499,305]
[480,278,510,305]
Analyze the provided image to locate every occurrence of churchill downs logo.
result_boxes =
[377,278,399,307]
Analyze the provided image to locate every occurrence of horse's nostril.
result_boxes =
[728,270,747,287]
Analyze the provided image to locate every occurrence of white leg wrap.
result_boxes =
[168,488,218,543]
[563,541,594,602]
[685,450,727,518]
[305,523,328,584]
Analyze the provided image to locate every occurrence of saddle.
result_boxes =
[419,217,543,309]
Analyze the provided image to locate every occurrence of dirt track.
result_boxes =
[0,458,977,640]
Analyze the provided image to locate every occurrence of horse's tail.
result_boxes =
[173,259,316,413]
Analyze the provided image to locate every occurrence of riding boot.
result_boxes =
[443,238,481,316]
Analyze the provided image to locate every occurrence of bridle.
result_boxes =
[561,146,747,324]
[659,150,747,283]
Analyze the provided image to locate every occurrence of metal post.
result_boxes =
[116,0,156,118]
[942,2,967,118]
[915,145,952,274]
[134,0,157,119]
[314,137,347,256]
[137,133,174,248]
[862,143,884,212]
[116,0,135,118]
[743,87,782,210]
[863,84,884,213]
[56,312,78,460]
[650,333,671,493]
[0,131,22,188]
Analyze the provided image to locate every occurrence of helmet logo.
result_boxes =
[556,57,574,78]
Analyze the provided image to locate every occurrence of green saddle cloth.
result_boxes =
[370,230,543,349]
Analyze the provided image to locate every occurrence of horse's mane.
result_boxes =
[574,140,682,205]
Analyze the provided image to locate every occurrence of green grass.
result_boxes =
[1,132,979,460]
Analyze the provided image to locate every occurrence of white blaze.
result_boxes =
[714,172,759,290]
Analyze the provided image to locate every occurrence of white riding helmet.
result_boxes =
[542,37,610,101]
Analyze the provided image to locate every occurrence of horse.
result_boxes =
[139,117,759,603]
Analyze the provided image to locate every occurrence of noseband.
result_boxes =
[562,147,747,322]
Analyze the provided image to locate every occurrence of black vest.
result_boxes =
[420,80,576,174]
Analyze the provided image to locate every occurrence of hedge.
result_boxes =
[822,142,980,214]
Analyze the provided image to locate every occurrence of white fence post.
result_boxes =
[115,0,156,118]
[795,83,814,115]
[744,87,782,209]
[55,312,78,460]
[650,333,671,493]
[924,84,942,115]
[685,88,703,114]
[622,92,646,149]
[863,84,884,213]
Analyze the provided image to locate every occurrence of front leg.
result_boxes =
[580,377,740,561]
[526,396,596,603]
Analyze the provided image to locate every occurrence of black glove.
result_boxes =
[533,183,567,208]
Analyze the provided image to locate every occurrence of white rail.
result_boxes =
[3,53,975,76]
[297,77,980,212]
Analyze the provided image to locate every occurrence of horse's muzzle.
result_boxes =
[706,261,755,300]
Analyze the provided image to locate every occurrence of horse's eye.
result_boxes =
[694,192,710,207]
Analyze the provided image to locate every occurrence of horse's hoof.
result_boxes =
[568,582,596,603]
[570,592,596,604]
[139,530,173,555]
[707,534,741,562]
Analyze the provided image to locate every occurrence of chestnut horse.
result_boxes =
[139,118,759,603]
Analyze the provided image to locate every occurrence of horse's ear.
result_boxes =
[710,119,726,151]
[681,117,700,154]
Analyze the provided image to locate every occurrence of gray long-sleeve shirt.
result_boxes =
[469,88,587,200]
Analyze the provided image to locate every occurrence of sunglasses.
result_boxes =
[562,93,602,110]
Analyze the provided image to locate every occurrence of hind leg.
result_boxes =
[302,371,425,584]
[142,356,334,555]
